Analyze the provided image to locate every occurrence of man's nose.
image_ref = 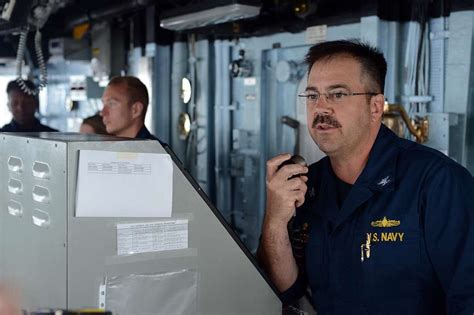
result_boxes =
[313,97,332,114]
[13,102,24,113]
[100,107,108,116]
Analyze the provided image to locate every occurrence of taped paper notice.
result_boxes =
[243,77,257,86]
[305,24,327,44]
[76,150,173,217]
[117,220,188,255]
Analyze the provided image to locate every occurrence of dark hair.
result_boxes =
[304,40,387,93]
[6,79,39,104]
[107,76,149,119]
[82,113,108,135]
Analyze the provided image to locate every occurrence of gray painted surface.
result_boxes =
[0,133,68,309]
[152,43,172,144]
[0,133,281,314]
[170,41,188,161]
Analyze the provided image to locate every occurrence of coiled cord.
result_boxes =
[15,27,28,80]
[34,29,47,90]
[15,28,48,96]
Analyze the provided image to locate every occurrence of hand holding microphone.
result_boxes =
[277,154,308,177]
[265,154,308,225]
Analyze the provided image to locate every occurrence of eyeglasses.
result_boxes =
[298,91,378,105]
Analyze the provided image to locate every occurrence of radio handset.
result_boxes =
[278,154,307,179]
[278,154,308,217]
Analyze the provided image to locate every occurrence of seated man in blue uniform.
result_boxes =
[259,40,474,314]
[101,76,162,141]
[0,80,57,132]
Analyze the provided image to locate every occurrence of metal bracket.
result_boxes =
[429,30,449,40]
[99,284,106,309]
[401,95,433,103]
[217,102,238,111]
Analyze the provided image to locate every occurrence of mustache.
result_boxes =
[312,114,342,128]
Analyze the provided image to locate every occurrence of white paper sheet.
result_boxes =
[117,220,188,255]
[76,150,173,217]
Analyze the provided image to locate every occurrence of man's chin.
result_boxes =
[105,127,115,135]
[315,139,339,156]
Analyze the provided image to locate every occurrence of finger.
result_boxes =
[277,164,309,181]
[284,177,308,193]
[295,180,309,194]
[295,192,306,208]
[266,154,291,178]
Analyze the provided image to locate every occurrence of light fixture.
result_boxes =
[178,112,192,140]
[160,1,261,31]
[181,77,192,104]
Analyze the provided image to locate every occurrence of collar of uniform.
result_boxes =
[354,124,399,192]
[9,118,42,131]
[330,125,399,229]
[135,125,152,139]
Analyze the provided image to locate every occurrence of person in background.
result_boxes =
[0,80,57,132]
[259,40,474,314]
[79,113,108,135]
[100,76,162,142]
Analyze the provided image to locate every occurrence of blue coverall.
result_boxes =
[281,124,474,315]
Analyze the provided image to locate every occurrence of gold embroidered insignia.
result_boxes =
[371,216,400,228]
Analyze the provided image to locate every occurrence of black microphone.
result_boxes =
[278,154,307,179]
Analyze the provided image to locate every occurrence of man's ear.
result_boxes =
[131,101,144,119]
[370,94,385,122]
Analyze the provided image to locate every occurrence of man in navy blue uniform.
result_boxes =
[101,76,161,141]
[0,80,57,132]
[259,40,474,314]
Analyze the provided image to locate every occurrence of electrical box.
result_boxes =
[0,132,280,314]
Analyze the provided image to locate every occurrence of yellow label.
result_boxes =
[116,152,138,160]
[371,216,400,228]
[367,232,404,242]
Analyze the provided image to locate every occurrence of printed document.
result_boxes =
[76,150,173,217]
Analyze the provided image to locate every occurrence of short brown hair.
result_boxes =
[107,76,149,118]
[82,113,108,135]
[304,40,387,94]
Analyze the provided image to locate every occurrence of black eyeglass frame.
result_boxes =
[298,92,379,104]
